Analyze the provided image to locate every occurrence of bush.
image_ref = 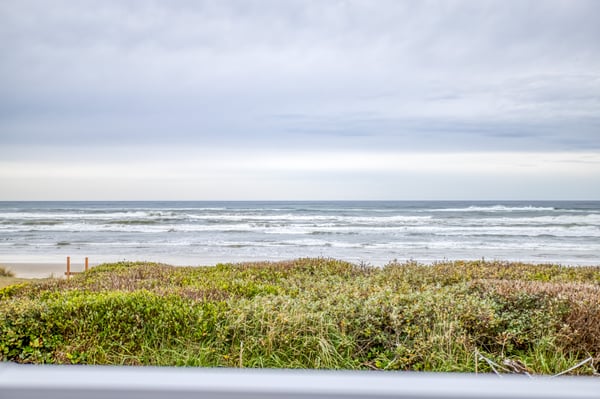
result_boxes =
[0,258,598,374]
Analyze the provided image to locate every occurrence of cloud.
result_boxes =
[1,1,599,199]
[2,150,599,200]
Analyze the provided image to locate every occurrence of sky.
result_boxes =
[1,0,599,200]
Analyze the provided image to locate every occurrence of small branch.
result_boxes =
[502,359,533,379]
[552,357,593,378]
[475,350,508,377]
[593,357,600,376]
[360,362,380,371]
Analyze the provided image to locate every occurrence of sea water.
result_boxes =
[0,201,599,266]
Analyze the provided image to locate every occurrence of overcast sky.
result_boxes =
[1,0,599,200]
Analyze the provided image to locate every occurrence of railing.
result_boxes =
[0,363,598,399]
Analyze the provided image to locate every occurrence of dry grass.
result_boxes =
[0,266,15,278]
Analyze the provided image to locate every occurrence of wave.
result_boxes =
[365,240,600,251]
[21,220,63,226]
[0,211,158,220]
[186,214,432,224]
[107,220,159,225]
[2,214,599,234]
[309,231,359,236]
[426,205,557,213]
[1,217,598,237]
[2,202,600,267]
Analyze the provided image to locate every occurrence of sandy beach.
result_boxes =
[0,261,99,279]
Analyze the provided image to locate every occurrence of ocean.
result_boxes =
[0,201,599,266]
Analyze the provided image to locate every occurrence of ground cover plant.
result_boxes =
[0,258,599,375]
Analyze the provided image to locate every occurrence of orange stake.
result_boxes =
[85,257,89,271]
[66,256,71,279]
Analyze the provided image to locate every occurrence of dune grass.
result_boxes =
[0,258,598,375]
[0,266,15,278]
[0,266,22,289]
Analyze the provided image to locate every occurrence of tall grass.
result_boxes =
[0,258,598,374]
[0,266,14,277]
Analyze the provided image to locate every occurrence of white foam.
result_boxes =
[425,205,556,212]
[2,202,600,266]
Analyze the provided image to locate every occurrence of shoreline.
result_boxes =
[0,262,74,279]
[2,257,600,279]
[1,201,599,273]
[0,255,216,278]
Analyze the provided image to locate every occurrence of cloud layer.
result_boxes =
[1,1,599,199]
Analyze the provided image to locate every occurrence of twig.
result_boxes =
[475,350,509,377]
[592,357,600,376]
[551,357,593,378]
[502,359,533,379]
[360,362,380,371]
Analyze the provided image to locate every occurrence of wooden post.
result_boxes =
[85,257,89,272]
[66,256,71,279]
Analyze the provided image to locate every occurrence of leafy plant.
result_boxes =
[0,258,598,374]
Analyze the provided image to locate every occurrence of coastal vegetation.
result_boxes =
[0,266,14,278]
[0,258,598,375]
[0,266,22,290]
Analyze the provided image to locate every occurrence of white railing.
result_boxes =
[0,363,598,399]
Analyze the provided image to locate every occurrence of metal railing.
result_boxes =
[1,363,598,399]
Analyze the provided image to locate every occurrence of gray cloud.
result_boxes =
[1,0,599,152]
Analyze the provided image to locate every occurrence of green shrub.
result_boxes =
[0,258,598,374]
